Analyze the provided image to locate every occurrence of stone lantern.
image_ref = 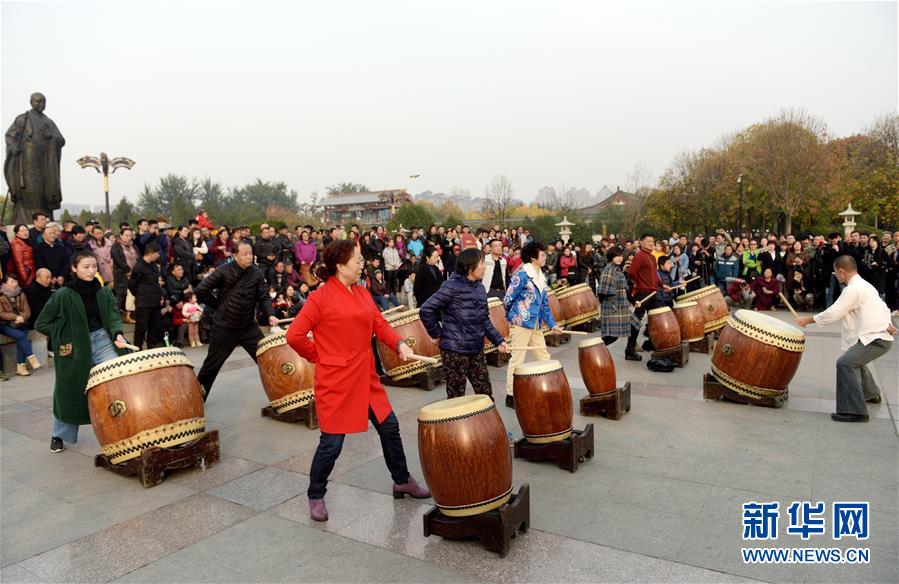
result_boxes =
[838,204,861,240]
[555,216,575,244]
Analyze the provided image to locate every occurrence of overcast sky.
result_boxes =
[2,0,896,209]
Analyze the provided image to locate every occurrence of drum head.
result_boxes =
[647,306,673,316]
[673,300,698,309]
[256,331,288,357]
[385,308,421,326]
[419,394,494,422]
[578,337,605,349]
[513,359,563,376]
[680,285,717,301]
[86,347,193,391]
[732,309,805,340]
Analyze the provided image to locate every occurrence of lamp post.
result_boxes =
[736,174,743,237]
[76,153,135,229]
[555,216,575,244]
[838,204,861,241]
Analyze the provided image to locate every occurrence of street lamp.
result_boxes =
[76,152,135,229]
[736,174,744,237]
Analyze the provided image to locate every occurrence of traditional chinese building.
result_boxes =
[575,186,636,217]
[321,189,411,225]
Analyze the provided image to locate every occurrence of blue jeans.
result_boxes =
[826,274,844,308]
[53,329,121,443]
[373,294,400,311]
[0,324,33,363]
[308,409,409,499]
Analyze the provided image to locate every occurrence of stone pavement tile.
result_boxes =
[516,457,619,498]
[593,447,724,485]
[218,424,312,465]
[17,517,175,583]
[0,408,53,441]
[699,486,792,523]
[0,400,43,416]
[1,477,193,568]
[0,476,68,526]
[333,451,428,498]
[270,481,396,533]
[166,454,265,491]
[799,543,899,584]
[8,446,136,504]
[25,395,54,408]
[812,471,899,517]
[113,555,244,583]
[601,470,721,518]
[715,457,816,500]
[528,487,602,537]
[0,563,42,584]
[273,434,384,479]
[665,562,765,583]
[569,501,699,561]
[634,382,704,401]
[524,531,675,583]
[208,466,306,511]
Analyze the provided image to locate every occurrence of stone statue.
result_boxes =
[4,92,65,224]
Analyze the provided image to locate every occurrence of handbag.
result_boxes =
[125,289,136,312]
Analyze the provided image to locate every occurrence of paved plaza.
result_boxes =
[1,312,896,583]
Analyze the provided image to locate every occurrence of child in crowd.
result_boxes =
[182,291,204,347]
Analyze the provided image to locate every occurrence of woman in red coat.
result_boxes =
[11,225,36,286]
[286,240,430,522]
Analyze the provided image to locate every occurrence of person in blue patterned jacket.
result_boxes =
[503,241,563,408]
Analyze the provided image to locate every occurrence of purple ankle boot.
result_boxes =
[393,476,431,499]
[309,498,328,522]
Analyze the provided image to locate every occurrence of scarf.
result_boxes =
[1,286,22,299]
[69,277,103,331]
[523,262,547,293]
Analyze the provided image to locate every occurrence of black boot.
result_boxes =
[505,395,514,409]
[625,349,642,361]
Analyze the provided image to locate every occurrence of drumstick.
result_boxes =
[674,276,701,289]
[381,305,406,315]
[122,343,141,352]
[635,290,657,307]
[507,346,546,351]
[277,318,295,324]
[408,354,439,365]
[778,293,800,320]
[559,330,589,335]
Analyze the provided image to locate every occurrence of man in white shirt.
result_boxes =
[483,239,509,300]
[796,255,896,422]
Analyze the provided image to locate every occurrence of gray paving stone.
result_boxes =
[208,466,306,511]
[270,481,397,532]
[0,563,42,584]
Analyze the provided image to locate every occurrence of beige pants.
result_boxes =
[506,325,551,396]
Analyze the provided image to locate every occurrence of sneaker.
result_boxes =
[50,437,64,452]
[505,395,514,409]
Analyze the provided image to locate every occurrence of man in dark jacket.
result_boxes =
[419,248,509,399]
[34,226,71,287]
[128,243,163,349]
[413,247,443,307]
[253,225,277,277]
[195,241,278,400]
[24,268,53,330]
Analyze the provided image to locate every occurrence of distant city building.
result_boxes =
[321,189,410,224]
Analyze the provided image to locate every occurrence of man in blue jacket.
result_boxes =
[714,244,740,293]
[420,249,509,400]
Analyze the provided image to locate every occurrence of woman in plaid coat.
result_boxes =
[596,246,642,361]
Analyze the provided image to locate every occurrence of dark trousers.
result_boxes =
[835,340,892,416]
[627,291,659,350]
[133,306,163,349]
[308,409,410,499]
[440,348,493,399]
[114,282,128,311]
[196,324,263,400]
[603,325,640,347]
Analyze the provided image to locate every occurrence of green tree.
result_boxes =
[61,209,74,223]
[388,204,434,232]
[111,197,138,227]
[326,182,368,195]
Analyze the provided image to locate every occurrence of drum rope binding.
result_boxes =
[710,364,787,399]
[726,313,805,352]
[85,348,193,391]
[270,389,315,414]
[100,417,207,465]
[417,401,496,425]
[436,486,513,516]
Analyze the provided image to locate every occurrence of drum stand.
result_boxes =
[650,341,689,367]
[261,398,319,429]
[579,383,631,420]
[94,430,221,488]
[513,424,594,472]
[566,319,599,333]
[485,350,511,368]
[688,333,717,354]
[703,373,787,408]
[543,331,571,347]
[423,484,530,557]
[381,366,445,391]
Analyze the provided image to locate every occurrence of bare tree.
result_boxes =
[482,174,515,226]
[621,162,655,237]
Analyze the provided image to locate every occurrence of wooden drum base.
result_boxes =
[94,430,220,488]
[543,332,571,347]
[567,319,599,333]
[423,484,530,557]
[381,366,445,391]
[688,333,716,354]
[702,373,787,408]
[261,398,318,429]
[651,341,689,368]
[514,424,594,473]
[485,351,511,368]
[580,383,631,420]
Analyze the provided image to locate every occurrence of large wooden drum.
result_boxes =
[418,395,513,517]
[647,306,682,350]
[577,337,616,394]
[555,283,600,327]
[710,310,805,399]
[542,288,566,333]
[376,308,441,380]
[513,360,573,444]
[256,331,315,414]
[86,347,205,465]
[484,297,510,355]
[673,300,705,343]
[679,285,729,333]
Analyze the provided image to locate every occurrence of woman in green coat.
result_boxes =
[35,251,131,453]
